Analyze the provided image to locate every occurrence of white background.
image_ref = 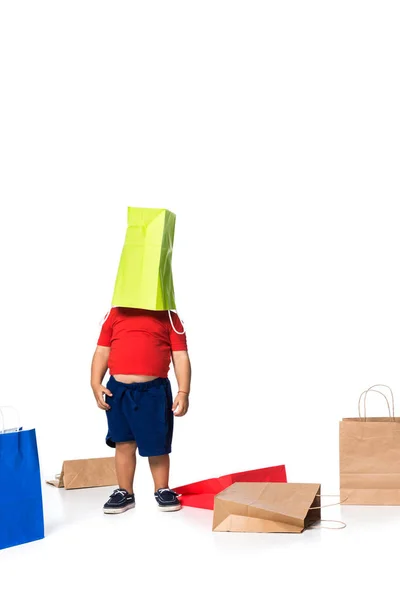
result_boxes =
[1,1,400,597]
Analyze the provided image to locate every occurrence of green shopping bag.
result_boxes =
[112,207,177,311]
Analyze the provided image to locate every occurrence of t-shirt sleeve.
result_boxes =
[97,309,115,347]
[168,312,188,351]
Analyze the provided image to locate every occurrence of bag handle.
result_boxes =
[99,308,112,327]
[309,493,348,510]
[308,520,347,530]
[307,494,348,530]
[358,384,395,420]
[99,308,186,336]
[0,406,21,434]
[168,310,186,335]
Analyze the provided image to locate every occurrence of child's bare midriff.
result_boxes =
[113,374,159,384]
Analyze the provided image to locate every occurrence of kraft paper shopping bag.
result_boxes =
[112,207,177,310]
[212,482,321,533]
[46,457,117,490]
[340,384,400,505]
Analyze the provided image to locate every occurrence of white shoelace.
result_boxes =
[111,489,127,498]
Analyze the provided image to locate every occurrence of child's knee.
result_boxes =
[116,441,137,455]
[148,454,168,464]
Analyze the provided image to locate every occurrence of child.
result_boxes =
[91,307,191,513]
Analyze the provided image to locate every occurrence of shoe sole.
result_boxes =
[158,504,182,512]
[103,502,136,514]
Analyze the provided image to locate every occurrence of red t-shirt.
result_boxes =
[97,307,187,378]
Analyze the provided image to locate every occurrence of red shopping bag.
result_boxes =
[172,465,287,509]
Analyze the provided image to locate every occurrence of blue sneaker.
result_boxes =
[154,488,181,512]
[103,489,135,514]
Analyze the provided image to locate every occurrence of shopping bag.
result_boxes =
[212,482,321,533]
[0,407,44,550]
[340,384,400,505]
[46,457,117,490]
[112,207,177,310]
[172,465,287,509]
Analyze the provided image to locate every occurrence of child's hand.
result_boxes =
[172,392,189,417]
[92,385,112,410]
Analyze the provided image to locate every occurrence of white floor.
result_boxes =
[2,484,400,598]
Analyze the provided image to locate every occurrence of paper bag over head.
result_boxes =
[112,207,177,311]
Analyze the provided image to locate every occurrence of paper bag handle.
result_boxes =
[0,406,21,434]
[99,308,186,336]
[99,308,112,327]
[308,494,347,530]
[308,520,347,530]
[358,384,395,420]
[168,310,186,335]
[309,494,348,510]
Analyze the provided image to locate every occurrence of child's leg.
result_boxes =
[148,454,170,491]
[115,441,137,494]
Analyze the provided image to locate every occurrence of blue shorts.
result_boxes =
[105,376,174,457]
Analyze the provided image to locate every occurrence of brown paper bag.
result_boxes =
[212,482,321,533]
[46,457,117,490]
[340,384,400,505]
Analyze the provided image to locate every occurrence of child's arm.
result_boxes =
[171,350,191,416]
[91,346,113,410]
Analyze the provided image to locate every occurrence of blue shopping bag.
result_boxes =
[0,409,44,550]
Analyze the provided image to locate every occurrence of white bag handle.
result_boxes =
[99,308,186,335]
[98,308,112,327]
[168,310,186,335]
[358,384,395,421]
[0,406,22,434]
